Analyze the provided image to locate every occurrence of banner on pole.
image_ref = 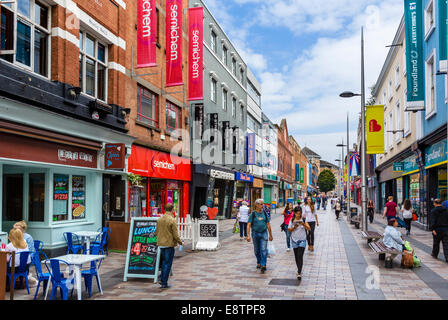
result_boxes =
[404,0,425,111]
[166,0,183,87]
[366,105,385,154]
[188,7,203,101]
[137,0,157,68]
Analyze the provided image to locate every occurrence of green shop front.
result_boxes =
[424,139,447,214]
[263,175,278,209]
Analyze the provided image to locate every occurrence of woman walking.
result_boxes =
[282,203,294,251]
[401,199,414,236]
[288,206,310,280]
[367,200,375,224]
[302,196,319,251]
[334,200,341,220]
[237,201,250,240]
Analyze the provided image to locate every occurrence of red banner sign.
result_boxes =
[166,0,183,87]
[137,0,157,68]
[188,7,203,101]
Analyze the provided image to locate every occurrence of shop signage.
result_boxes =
[123,217,161,282]
[252,178,263,189]
[366,105,384,154]
[393,162,404,172]
[425,139,447,169]
[105,143,125,169]
[404,0,425,111]
[128,146,191,181]
[166,0,183,87]
[137,0,157,68]
[295,164,300,181]
[265,174,277,181]
[403,154,419,175]
[246,133,256,165]
[188,7,203,101]
[195,220,220,251]
[209,169,234,180]
[235,172,253,182]
[300,168,304,184]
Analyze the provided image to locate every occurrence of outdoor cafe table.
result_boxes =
[44,254,105,300]
[72,231,101,253]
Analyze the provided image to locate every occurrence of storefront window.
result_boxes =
[2,174,23,221]
[409,173,420,216]
[438,168,447,201]
[53,174,69,221]
[72,176,86,220]
[149,180,164,216]
[29,173,45,222]
[167,180,179,214]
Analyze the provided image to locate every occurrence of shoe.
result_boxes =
[256,264,261,269]
[160,285,171,289]
[260,266,266,273]
[286,248,291,252]
[296,272,302,280]
[431,254,438,259]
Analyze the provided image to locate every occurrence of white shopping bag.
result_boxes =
[267,241,276,256]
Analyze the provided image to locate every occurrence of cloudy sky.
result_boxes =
[202,0,404,165]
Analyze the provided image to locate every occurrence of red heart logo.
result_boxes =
[207,207,218,220]
[369,119,382,132]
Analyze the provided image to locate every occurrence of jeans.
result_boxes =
[160,247,175,286]
[306,221,316,246]
[239,222,248,238]
[335,210,340,219]
[283,225,291,249]
[252,231,268,267]
[404,218,412,233]
[432,229,448,260]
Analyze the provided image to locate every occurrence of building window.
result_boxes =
[248,80,261,105]
[222,45,228,65]
[53,174,87,222]
[137,85,158,127]
[425,51,436,117]
[395,64,400,90]
[395,100,401,142]
[72,175,86,220]
[1,0,50,77]
[403,50,407,75]
[388,78,393,101]
[232,97,236,118]
[240,105,244,123]
[232,57,236,76]
[79,31,108,101]
[388,112,393,150]
[210,30,217,53]
[383,91,387,107]
[240,68,244,84]
[166,101,181,133]
[222,88,227,111]
[211,78,217,102]
[424,0,435,39]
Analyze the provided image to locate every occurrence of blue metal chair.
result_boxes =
[91,228,110,255]
[63,232,85,254]
[80,246,104,297]
[6,251,31,294]
[31,252,50,300]
[44,259,74,300]
[34,240,44,253]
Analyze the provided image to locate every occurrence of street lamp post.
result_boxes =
[336,141,347,212]
[339,27,368,232]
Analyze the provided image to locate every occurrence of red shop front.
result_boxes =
[128,145,191,219]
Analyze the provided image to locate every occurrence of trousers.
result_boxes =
[432,230,448,260]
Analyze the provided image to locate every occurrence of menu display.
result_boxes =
[123,217,161,282]
[54,174,69,220]
[199,223,217,238]
[72,176,86,219]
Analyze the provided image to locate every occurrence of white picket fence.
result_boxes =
[176,215,195,240]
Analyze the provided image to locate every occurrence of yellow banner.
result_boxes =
[366,105,385,154]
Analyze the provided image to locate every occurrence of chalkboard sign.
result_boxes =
[123,217,161,282]
[200,223,217,238]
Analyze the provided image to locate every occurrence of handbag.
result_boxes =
[280,222,286,232]
[401,250,414,269]
[412,213,418,221]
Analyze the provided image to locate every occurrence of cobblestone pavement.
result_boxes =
[12,205,448,300]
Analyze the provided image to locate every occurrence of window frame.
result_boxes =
[232,97,236,118]
[166,101,182,134]
[222,87,228,111]
[395,100,401,143]
[0,0,51,78]
[425,49,437,119]
[424,0,435,41]
[403,90,411,137]
[210,29,217,53]
[211,78,217,103]
[79,30,108,102]
[137,85,159,128]
[394,63,400,90]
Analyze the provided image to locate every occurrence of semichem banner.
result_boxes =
[137,0,157,68]
[166,0,183,87]
[366,105,385,155]
[188,7,204,101]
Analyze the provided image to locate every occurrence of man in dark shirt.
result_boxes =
[429,199,448,263]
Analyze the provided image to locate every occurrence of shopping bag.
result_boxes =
[412,213,418,221]
[267,241,276,256]
[413,255,421,268]
[233,221,239,234]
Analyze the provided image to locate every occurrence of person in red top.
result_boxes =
[382,196,399,222]
[282,203,294,252]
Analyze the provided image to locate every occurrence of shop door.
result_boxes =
[2,174,23,223]
[193,187,207,219]
[264,186,272,204]
[102,175,125,225]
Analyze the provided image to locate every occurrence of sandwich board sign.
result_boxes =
[195,220,220,251]
[123,217,160,282]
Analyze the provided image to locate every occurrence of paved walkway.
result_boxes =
[12,205,448,300]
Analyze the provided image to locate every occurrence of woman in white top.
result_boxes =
[302,196,319,252]
[288,206,310,280]
[401,199,414,236]
[237,201,250,240]
[5,228,31,268]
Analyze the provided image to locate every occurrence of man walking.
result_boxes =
[247,199,274,274]
[155,203,183,289]
[429,199,448,263]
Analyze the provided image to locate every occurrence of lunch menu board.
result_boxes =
[123,217,161,282]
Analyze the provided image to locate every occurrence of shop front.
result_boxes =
[401,153,425,225]
[424,138,447,217]
[263,175,278,209]
[250,177,263,211]
[128,145,191,219]
[235,172,253,207]
[0,121,133,255]
[190,164,235,219]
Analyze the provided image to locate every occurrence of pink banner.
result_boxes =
[188,7,203,101]
[137,0,157,68]
[166,0,183,87]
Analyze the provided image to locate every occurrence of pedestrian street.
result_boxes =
[13,206,448,300]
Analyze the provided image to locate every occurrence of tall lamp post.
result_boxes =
[339,27,368,232]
